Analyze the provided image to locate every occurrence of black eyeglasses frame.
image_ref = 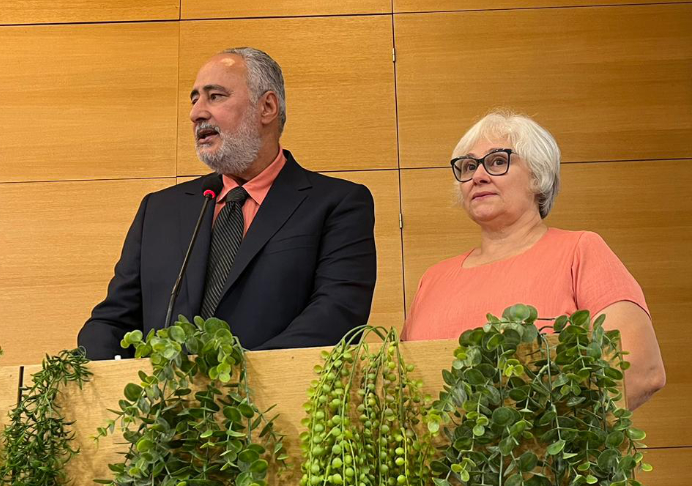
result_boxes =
[450,148,514,182]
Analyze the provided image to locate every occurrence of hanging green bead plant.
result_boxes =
[94,316,287,486]
[426,304,651,486]
[300,326,433,486]
[0,348,92,486]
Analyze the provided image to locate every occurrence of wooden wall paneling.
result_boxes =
[394,5,692,168]
[394,0,691,13]
[177,16,397,175]
[401,161,692,446]
[0,179,175,366]
[0,22,179,182]
[182,0,390,20]
[0,0,179,25]
[637,447,692,486]
[331,170,405,332]
[0,366,20,428]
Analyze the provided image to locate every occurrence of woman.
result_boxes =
[402,111,665,410]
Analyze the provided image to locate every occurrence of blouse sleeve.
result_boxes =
[572,231,650,318]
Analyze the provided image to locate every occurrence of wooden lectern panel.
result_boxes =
[182,0,390,19]
[177,16,397,175]
[638,447,692,486]
[400,160,692,447]
[394,0,691,13]
[0,179,175,366]
[0,366,20,429]
[0,22,179,182]
[0,0,179,25]
[22,340,458,484]
[394,5,692,168]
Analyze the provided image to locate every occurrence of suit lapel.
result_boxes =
[180,174,219,314]
[218,152,312,299]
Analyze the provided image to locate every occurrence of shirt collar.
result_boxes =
[219,146,287,206]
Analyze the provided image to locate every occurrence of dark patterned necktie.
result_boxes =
[200,186,249,319]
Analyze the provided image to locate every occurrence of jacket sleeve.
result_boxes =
[77,195,150,360]
[255,183,377,349]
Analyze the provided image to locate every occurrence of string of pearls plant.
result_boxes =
[300,326,433,486]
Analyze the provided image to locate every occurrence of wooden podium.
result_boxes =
[1,340,457,485]
[0,339,679,485]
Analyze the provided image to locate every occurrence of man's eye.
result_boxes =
[210,93,223,101]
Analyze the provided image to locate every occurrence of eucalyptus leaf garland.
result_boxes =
[0,348,92,486]
[301,326,433,486]
[427,304,651,486]
[94,316,287,486]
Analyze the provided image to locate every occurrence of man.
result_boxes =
[79,48,377,360]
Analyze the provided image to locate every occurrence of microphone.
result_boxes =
[164,176,224,328]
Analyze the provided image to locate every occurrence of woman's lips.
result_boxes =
[472,192,496,200]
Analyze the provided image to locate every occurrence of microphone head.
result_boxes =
[202,176,224,199]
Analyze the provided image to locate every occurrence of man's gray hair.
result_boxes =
[452,110,561,218]
[222,47,287,134]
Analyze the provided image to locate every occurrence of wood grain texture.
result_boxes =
[0,22,179,182]
[177,16,397,175]
[0,366,20,428]
[637,447,692,486]
[394,0,692,13]
[0,179,175,366]
[0,0,178,25]
[395,4,692,168]
[400,160,692,447]
[182,0,390,19]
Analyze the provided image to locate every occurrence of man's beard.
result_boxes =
[195,109,262,177]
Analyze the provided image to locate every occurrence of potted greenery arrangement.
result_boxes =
[426,304,650,486]
[94,316,287,486]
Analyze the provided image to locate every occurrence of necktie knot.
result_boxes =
[225,186,249,205]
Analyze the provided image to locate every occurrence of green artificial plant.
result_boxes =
[427,304,651,486]
[0,348,92,486]
[95,316,287,486]
[301,326,433,486]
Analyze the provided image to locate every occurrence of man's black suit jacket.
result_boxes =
[78,151,377,360]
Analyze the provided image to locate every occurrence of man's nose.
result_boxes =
[190,99,210,123]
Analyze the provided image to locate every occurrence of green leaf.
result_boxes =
[238,403,255,418]
[506,473,523,486]
[519,451,538,472]
[124,383,143,401]
[492,407,515,427]
[547,439,566,455]
[628,428,646,441]
[554,315,568,332]
[464,368,486,385]
[169,326,186,343]
[606,431,625,449]
[250,459,268,474]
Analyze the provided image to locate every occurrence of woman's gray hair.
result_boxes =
[452,110,561,218]
[222,47,287,134]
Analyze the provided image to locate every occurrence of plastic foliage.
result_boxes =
[300,326,433,486]
[94,316,287,486]
[0,348,92,486]
[426,304,651,486]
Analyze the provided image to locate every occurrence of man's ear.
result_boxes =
[258,91,279,127]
